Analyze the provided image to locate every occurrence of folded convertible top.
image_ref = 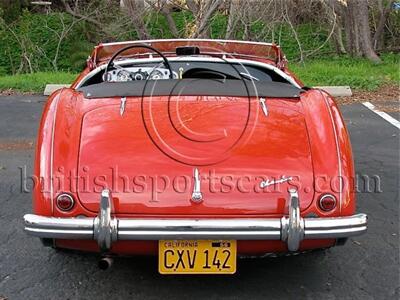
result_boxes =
[79,79,303,99]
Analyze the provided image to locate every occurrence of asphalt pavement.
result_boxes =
[0,95,398,300]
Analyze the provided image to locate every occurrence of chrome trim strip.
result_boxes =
[117,231,281,240]
[24,215,94,239]
[321,91,343,212]
[118,218,281,240]
[304,213,368,230]
[50,92,62,214]
[23,190,367,252]
[305,227,368,239]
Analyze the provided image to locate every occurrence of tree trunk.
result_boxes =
[342,0,359,55]
[373,0,393,50]
[225,0,240,39]
[353,0,381,63]
[339,0,381,63]
[121,0,151,40]
[326,0,347,54]
[186,0,223,38]
[333,24,347,54]
[160,3,179,37]
[186,0,199,15]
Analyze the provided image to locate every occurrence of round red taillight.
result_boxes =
[56,194,75,211]
[319,194,337,211]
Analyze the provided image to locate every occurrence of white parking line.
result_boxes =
[362,102,400,130]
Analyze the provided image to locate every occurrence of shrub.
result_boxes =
[0,10,94,75]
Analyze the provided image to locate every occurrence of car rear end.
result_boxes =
[24,39,367,274]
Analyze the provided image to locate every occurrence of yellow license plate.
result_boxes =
[159,240,236,274]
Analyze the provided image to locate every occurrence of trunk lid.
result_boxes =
[77,96,314,215]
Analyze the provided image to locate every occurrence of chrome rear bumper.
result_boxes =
[24,190,367,252]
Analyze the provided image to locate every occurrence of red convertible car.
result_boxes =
[24,39,367,273]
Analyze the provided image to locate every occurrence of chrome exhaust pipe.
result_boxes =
[98,257,113,270]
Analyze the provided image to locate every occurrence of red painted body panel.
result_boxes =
[32,40,356,255]
[75,97,314,215]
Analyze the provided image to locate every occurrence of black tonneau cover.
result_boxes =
[78,79,303,99]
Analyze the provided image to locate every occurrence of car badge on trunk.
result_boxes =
[260,176,292,188]
[191,168,203,203]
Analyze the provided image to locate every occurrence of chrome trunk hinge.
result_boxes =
[191,168,203,203]
[120,97,127,116]
[178,67,184,79]
[260,97,268,117]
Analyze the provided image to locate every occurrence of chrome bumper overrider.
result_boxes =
[24,190,367,252]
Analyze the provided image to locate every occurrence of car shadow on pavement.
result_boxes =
[47,247,334,299]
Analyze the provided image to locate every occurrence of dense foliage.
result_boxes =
[0,1,398,84]
[0,11,92,75]
[0,10,360,75]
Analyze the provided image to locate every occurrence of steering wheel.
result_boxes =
[104,44,174,81]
